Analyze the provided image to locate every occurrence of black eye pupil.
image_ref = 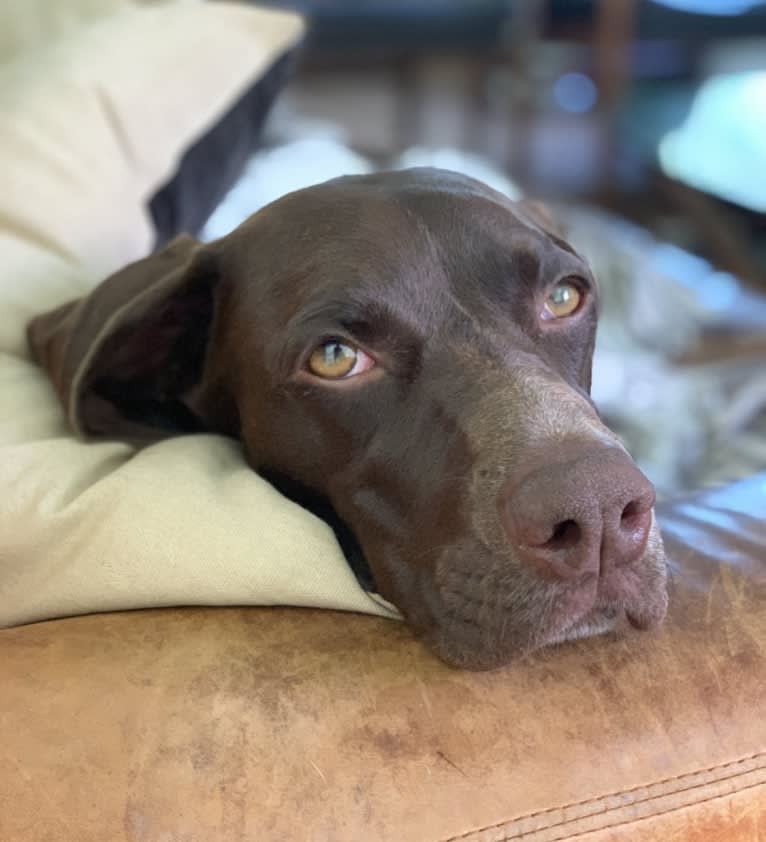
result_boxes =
[321,341,357,370]
[327,342,345,363]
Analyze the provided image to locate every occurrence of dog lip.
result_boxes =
[626,593,669,630]
[545,605,622,646]
[423,569,667,668]
[602,554,669,632]
[626,608,649,630]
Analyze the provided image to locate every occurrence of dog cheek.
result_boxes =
[427,543,557,665]
[242,393,353,488]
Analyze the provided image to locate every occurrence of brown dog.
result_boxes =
[27,168,667,669]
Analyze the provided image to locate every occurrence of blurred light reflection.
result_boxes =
[553,72,598,113]
[652,0,764,14]
[659,71,766,211]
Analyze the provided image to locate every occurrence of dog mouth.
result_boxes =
[531,564,667,651]
[414,532,669,670]
[543,589,666,649]
[259,468,668,670]
[544,605,622,646]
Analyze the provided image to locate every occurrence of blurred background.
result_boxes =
[203,0,766,497]
[210,0,765,271]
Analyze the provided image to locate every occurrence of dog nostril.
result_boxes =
[499,447,657,582]
[543,519,581,551]
[621,499,646,530]
[607,495,654,568]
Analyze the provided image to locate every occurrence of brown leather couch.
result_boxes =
[2,473,765,841]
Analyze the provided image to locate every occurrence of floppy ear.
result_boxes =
[27,235,221,442]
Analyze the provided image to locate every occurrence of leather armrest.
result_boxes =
[2,475,765,841]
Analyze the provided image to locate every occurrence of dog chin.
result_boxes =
[544,606,622,647]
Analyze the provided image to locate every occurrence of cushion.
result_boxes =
[0,1,397,627]
[0,0,195,62]
[149,48,301,246]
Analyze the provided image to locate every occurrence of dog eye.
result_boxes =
[307,340,374,379]
[542,279,583,320]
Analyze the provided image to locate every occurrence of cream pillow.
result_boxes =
[0,1,399,626]
[0,0,193,62]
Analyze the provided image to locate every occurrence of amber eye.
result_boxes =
[542,279,583,320]
[307,340,373,379]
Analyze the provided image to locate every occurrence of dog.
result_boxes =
[27,168,668,670]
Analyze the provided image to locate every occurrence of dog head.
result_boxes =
[28,168,667,669]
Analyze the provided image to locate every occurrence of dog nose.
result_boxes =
[498,448,655,582]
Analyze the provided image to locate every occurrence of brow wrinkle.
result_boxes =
[442,285,485,337]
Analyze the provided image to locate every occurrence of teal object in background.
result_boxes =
[654,0,763,12]
[658,71,766,212]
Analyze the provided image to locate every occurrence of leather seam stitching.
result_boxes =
[444,751,766,842]
[509,778,766,842]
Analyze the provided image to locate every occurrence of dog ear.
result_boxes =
[27,235,221,442]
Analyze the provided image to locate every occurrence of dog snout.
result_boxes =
[498,447,656,582]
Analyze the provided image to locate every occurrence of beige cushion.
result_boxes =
[0,0,196,63]
[0,1,398,626]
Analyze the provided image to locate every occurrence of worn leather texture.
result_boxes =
[1,473,765,841]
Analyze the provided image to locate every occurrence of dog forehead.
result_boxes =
[239,169,552,285]
[222,168,581,333]
[249,168,539,243]
[325,167,538,233]
[328,166,513,203]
